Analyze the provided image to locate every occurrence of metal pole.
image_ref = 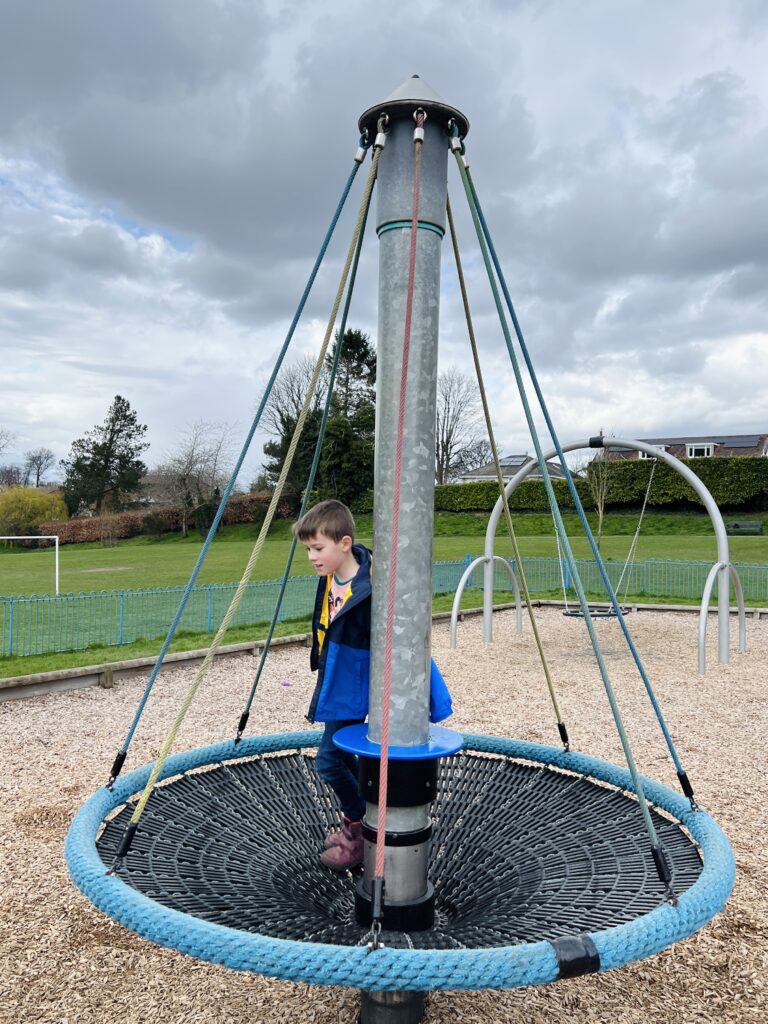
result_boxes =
[356,77,468,1024]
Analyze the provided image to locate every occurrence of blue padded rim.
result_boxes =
[65,731,735,992]
[333,723,464,760]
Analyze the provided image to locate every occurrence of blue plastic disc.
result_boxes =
[333,722,464,760]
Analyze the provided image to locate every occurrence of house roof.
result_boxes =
[638,433,766,448]
[458,454,566,481]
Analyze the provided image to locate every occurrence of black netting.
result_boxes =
[97,751,702,949]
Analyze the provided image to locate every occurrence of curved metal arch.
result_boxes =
[479,438,746,671]
[699,562,747,674]
[449,555,521,649]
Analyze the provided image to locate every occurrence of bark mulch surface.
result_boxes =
[1,608,765,1023]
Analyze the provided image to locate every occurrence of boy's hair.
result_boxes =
[293,499,356,543]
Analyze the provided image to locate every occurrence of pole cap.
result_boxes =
[358,74,469,139]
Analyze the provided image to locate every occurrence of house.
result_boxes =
[603,433,768,461]
[456,454,567,483]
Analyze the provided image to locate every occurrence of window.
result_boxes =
[686,443,713,458]
[639,445,666,459]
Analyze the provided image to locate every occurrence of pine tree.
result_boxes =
[61,396,149,514]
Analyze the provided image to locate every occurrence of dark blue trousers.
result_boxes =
[315,719,366,821]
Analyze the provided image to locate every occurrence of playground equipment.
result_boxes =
[67,79,734,1024]
[452,436,746,674]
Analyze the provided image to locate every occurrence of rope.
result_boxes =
[123,139,385,835]
[374,110,426,890]
[107,144,368,784]
[460,155,689,791]
[554,518,570,611]
[450,138,667,872]
[446,195,569,748]
[616,458,656,600]
[235,193,372,740]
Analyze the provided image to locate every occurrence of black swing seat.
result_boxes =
[563,604,632,619]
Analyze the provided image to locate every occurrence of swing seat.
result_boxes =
[562,604,632,620]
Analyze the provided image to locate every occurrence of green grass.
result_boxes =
[2,510,767,599]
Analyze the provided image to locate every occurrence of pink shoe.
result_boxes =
[320,818,363,871]
[324,815,355,849]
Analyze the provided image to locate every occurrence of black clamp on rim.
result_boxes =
[550,934,601,978]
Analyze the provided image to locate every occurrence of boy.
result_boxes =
[295,499,452,871]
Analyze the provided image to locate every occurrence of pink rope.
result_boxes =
[374,111,425,883]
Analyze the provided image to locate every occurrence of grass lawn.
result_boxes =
[1,511,767,599]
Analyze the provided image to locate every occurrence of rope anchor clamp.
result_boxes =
[367,876,386,951]
[354,130,372,165]
[413,107,426,143]
[374,113,389,150]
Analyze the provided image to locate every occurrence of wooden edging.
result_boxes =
[1,602,765,703]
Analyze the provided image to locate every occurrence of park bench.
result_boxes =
[725,520,764,535]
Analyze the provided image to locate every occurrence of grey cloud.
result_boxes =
[636,71,756,151]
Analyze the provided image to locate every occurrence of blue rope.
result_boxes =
[66,731,735,990]
[113,150,367,769]
[237,182,373,732]
[452,148,663,854]
[464,165,686,780]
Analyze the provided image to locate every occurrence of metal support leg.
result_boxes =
[360,991,426,1024]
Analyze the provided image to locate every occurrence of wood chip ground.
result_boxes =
[1,608,765,1022]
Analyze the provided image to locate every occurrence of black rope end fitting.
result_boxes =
[677,770,698,810]
[107,750,127,789]
[652,844,678,905]
[109,822,138,874]
[557,722,570,751]
[588,435,605,448]
[366,876,386,951]
[234,712,250,745]
[372,875,385,921]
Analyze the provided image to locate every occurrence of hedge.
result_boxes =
[38,492,292,546]
[352,457,768,516]
[594,456,768,510]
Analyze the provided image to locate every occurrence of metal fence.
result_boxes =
[2,556,767,659]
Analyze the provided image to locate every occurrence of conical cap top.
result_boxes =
[358,75,469,138]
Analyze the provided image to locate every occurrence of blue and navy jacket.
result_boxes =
[307,544,453,725]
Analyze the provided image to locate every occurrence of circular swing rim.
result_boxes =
[65,730,734,993]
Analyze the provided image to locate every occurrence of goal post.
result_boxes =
[0,535,60,595]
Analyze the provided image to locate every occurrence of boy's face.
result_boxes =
[302,531,352,576]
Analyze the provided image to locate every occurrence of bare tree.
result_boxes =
[151,420,236,537]
[0,428,16,460]
[263,355,325,437]
[0,464,22,488]
[23,447,56,487]
[434,368,492,485]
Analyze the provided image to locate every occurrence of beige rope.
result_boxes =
[446,194,567,732]
[129,144,384,824]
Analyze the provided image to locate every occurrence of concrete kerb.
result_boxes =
[2,602,765,702]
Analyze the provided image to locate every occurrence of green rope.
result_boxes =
[235,187,372,739]
[450,143,664,858]
[446,194,569,748]
[110,148,367,779]
[127,141,385,829]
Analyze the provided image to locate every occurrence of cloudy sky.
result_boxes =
[1,0,767,485]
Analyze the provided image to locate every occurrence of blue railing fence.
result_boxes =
[2,556,766,658]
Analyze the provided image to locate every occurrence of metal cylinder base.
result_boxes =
[355,879,435,932]
[359,990,426,1024]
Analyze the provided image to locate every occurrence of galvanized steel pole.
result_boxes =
[355,77,468,1024]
